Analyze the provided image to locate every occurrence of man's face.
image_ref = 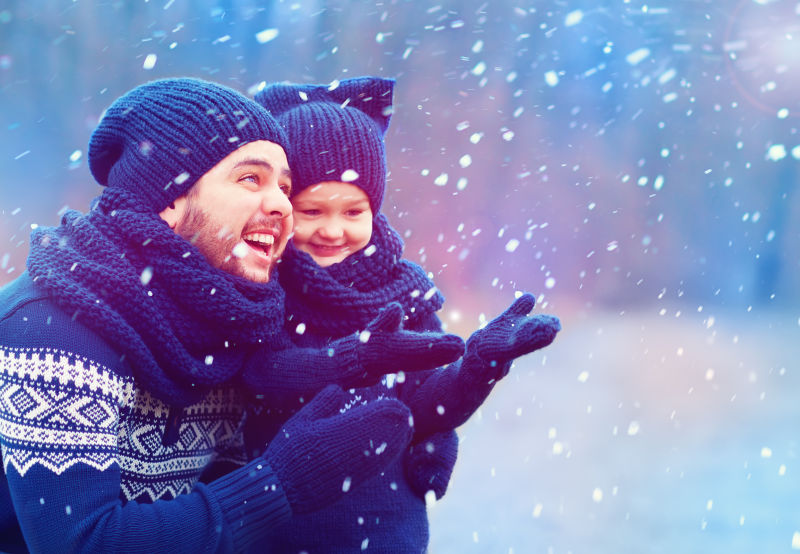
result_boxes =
[291,181,373,267]
[163,140,293,283]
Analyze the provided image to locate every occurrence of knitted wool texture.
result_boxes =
[261,386,431,553]
[28,79,296,404]
[263,384,412,514]
[260,215,449,552]
[26,187,288,406]
[254,76,394,213]
[278,213,444,337]
[89,77,289,212]
[26,78,294,405]
[404,430,460,500]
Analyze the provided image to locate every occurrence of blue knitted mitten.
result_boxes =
[404,293,560,440]
[465,293,561,374]
[242,302,465,402]
[351,302,465,378]
[263,384,413,514]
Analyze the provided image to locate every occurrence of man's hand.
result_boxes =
[264,384,413,514]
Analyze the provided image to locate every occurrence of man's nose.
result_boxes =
[260,184,292,218]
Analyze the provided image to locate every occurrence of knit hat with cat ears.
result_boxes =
[255,76,394,213]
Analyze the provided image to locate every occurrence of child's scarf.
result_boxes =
[26,187,285,406]
[278,213,444,338]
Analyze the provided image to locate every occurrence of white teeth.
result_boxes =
[243,232,275,245]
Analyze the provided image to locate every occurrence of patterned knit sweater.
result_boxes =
[0,274,293,553]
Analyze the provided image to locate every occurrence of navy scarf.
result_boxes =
[278,213,444,338]
[26,187,285,406]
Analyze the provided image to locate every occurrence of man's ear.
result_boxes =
[159,195,188,229]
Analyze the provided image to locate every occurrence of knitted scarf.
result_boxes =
[26,187,286,406]
[278,214,444,339]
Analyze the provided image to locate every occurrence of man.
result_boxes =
[0,78,464,553]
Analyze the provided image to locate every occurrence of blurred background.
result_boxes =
[1,0,798,552]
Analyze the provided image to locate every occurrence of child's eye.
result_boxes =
[239,174,258,184]
[299,209,321,216]
[345,209,365,217]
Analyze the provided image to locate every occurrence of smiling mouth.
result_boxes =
[310,243,348,256]
[242,232,275,258]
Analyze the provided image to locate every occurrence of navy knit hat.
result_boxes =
[254,76,394,213]
[88,77,289,213]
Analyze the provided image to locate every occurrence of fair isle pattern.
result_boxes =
[0,345,247,503]
[0,346,130,476]
[117,388,247,502]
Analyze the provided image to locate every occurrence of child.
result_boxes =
[244,76,561,552]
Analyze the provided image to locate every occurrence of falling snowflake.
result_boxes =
[255,28,279,44]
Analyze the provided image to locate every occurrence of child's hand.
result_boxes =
[465,293,560,376]
[402,293,560,440]
[347,302,465,383]
[240,303,464,407]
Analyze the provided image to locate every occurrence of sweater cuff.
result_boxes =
[207,457,293,550]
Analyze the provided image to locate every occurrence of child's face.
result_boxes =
[291,181,373,267]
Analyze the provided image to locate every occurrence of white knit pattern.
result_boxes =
[0,346,246,502]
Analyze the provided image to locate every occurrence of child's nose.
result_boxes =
[317,221,344,239]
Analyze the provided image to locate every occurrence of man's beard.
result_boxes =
[174,201,276,283]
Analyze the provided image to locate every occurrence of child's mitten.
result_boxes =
[405,293,560,439]
[242,303,465,405]
[465,293,560,374]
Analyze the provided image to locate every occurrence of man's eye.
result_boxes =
[240,174,257,184]
[280,184,292,196]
